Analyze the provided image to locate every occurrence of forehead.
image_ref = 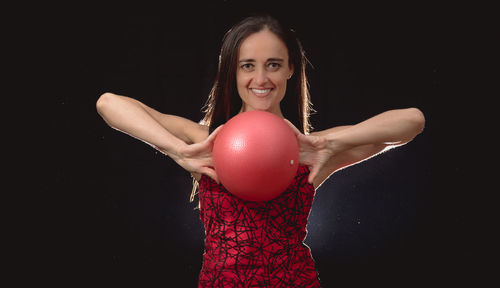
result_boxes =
[238,29,289,60]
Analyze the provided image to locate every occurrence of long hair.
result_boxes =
[191,14,313,203]
[201,14,312,134]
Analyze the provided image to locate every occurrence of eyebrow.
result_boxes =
[238,58,285,63]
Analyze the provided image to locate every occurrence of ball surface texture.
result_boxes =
[212,111,299,201]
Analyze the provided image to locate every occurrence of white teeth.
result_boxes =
[251,88,271,94]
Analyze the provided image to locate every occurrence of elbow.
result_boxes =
[406,107,426,134]
[96,92,116,114]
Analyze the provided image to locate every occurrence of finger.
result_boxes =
[206,125,224,143]
[188,126,224,154]
[181,142,203,157]
[187,126,224,154]
[308,165,318,184]
[284,119,303,136]
[200,167,219,184]
[204,155,214,167]
[211,124,224,135]
[284,119,317,147]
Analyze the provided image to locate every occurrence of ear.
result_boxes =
[288,62,294,79]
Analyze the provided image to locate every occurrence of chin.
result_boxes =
[240,93,281,113]
[243,102,274,112]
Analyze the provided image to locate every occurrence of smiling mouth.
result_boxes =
[250,88,273,97]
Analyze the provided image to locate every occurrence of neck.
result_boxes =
[239,105,284,119]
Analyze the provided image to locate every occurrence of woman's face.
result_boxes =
[236,29,293,117]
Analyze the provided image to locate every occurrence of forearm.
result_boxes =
[96,93,186,157]
[326,108,425,152]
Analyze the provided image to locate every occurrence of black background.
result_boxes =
[16,1,495,287]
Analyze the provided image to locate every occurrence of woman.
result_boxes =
[96,14,425,288]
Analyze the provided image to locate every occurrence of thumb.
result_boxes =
[206,125,224,143]
[284,119,301,136]
[307,165,319,184]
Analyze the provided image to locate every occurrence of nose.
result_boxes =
[253,68,269,86]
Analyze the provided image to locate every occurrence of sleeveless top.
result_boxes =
[197,165,321,287]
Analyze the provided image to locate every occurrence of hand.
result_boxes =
[172,125,223,183]
[284,120,333,184]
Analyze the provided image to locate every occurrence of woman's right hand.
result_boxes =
[169,125,223,183]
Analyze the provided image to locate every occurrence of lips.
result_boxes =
[250,88,273,97]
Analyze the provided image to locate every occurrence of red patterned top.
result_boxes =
[197,165,321,287]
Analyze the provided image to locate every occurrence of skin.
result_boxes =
[96,28,425,190]
[236,29,293,116]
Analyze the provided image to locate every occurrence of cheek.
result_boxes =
[236,71,249,85]
[274,69,289,84]
[277,77,289,100]
[273,75,288,90]
[236,74,249,94]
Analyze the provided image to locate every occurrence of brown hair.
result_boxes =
[201,14,313,134]
[191,14,313,203]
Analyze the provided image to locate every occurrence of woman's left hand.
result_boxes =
[284,120,334,184]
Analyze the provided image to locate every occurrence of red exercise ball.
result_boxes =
[212,110,299,201]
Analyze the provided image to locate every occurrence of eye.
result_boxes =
[267,62,281,71]
[240,63,254,71]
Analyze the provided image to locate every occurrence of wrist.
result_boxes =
[158,139,187,160]
[325,131,354,154]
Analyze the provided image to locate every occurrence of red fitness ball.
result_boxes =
[212,110,299,201]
